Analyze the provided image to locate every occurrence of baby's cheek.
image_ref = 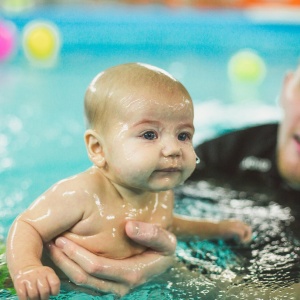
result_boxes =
[184,157,197,177]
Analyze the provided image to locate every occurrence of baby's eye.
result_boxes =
[143,131,157,140]
[178,132,191,141]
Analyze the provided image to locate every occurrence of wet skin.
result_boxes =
[6,63,252,300]
[277,68,300,189]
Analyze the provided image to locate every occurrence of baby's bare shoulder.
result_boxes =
[44,168,102,201]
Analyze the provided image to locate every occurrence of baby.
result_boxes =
[6,63,252,300]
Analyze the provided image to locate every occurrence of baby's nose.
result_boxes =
[161,137,182,157]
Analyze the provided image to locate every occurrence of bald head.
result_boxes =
[84,63,191,132]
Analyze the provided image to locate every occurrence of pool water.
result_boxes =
[1,4,300,299]
[174,179,300,299]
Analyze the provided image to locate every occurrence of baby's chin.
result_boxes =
[147,181,184,192]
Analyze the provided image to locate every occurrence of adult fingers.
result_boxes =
[48,238,174,285]
[46,242,131,296]
[46,241,93,283]
[48,239,131,284]
[76,275,130,296]
[125,221,177,255]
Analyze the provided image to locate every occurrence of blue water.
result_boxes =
[1,4,300,299]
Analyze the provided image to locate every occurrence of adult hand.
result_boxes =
[46,221,176,296]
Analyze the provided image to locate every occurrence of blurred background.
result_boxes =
[1,0,300,238]
[2,0,300,139]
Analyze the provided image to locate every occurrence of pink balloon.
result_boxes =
[0,20,17,61]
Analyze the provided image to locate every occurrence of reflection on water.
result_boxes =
[173,180,300,299]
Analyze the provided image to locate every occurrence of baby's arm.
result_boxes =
[172,214,252,243]
[6,182,86,300]
[6,216,60,300]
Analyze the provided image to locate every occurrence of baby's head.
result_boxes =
[84,63,191,133]
[84,63,196,192]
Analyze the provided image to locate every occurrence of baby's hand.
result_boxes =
[13,266,60,300]
[218,219,252,243]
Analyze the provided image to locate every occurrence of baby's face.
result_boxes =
[99,87,196,192]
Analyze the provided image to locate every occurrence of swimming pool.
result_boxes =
[1,3,300,299]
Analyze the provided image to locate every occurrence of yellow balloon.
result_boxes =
[23,21,61,62]
[228,49,266,84]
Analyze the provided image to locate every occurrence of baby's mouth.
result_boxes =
[157,167,181,172]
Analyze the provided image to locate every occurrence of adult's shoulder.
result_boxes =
[196,123,278,155]
[231,123,278,142]
[192,123,279,178]
[203,123,277,145]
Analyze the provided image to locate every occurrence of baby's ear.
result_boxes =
[84,129,105,167]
